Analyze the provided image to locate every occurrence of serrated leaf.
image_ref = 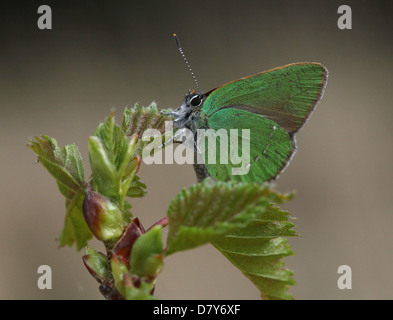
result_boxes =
[90,111,140,199]
[122,102,169,138]
[58,189,93,250]
[29,135,90,250]
[122,200,133,223]
[95,110,130,171]
[126,175,147,198]
[28,135,85,199]
[122,103,172,158]
[165,180,281,255]
[212,204,296,300]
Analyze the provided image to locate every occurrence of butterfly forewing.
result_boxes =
[202,62,328,135]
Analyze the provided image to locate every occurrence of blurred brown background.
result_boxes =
[1,0,392,299]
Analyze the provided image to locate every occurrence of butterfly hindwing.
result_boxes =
[199,108,294,182]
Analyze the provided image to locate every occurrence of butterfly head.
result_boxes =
[172,34,205,129]
[170,90,205,129]
[185,90,204,109]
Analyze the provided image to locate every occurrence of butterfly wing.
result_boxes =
[199,108,294,182]
[202,62,328,135]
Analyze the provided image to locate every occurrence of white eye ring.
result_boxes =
[190,95,202,107]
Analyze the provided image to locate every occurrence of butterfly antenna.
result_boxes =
[173,33,200,93]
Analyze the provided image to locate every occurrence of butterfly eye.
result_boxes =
[190,95,202,107]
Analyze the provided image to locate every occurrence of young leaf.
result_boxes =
[122,103,171,158]
[110,255,129,298]
[112,218,144,267]
[130,226,164,277]
[122,102,168,138]
[28,135,85,200]
[82,188,124,242]
[212,204,296,300]
[29,136,91,250]
[110,255,157,300]
[88,136,118,197]
[124,279,157,300]
[58,189,93,250]
[82,246,109,284]
[122,200,133,224]
[95,109,129,171]
[165,180,282,255]
[126,175,147,198]
[89,111,140,199]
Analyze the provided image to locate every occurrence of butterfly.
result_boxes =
[170,34,328,183]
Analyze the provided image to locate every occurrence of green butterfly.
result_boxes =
[170,38,328,183]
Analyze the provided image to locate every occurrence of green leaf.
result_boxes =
[122,200,133,223]
[212,204,296,300]
[29,136,91,250]
[88,136,118,197]
[82,188,124,242]
[58,189,93,250]
[122,103,171,158]
[82,246,109,283]
[130,226,164,277]
[95,110,130,171]
[122,102,169,138]
[118,154,140,207]
[126,175,147,198]
[124,280,157,300]
[165,179,296,299]
[89,111,140,199]
[110,255,129,298]
[111,255,157,300]
[165,180,281,255]
[28,135,84,199]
